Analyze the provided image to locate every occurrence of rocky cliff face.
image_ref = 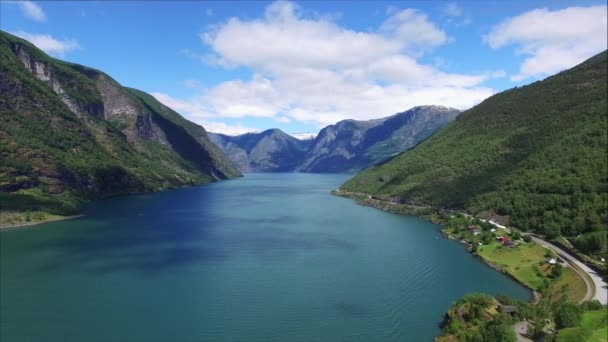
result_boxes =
[298,106,461,172]
[209,106,460,173]
[13,44,106,120]
[0,30,240,214]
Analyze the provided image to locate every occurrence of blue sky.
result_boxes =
[1,1,606,135]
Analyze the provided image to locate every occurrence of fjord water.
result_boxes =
[1,173,529,341]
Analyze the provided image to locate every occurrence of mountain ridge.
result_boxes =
[341,50,608,255]
[209,105,460,173]
[0,30,241,215]
[208,128,312,172]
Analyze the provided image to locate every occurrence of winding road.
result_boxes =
[530,237,607,305]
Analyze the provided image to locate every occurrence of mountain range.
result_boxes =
[209,105,461,173]
[341,50,608,255]
[0,30,240,215]
[208,129,312,172]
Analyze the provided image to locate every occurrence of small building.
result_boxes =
[498,304,518,315]
[548,258,557,265]
[490,228,496,233]
[468,225,476,231]
[472,229,481,236]
[504,240,515,247]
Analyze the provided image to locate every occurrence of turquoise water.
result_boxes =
[1,173,529,341]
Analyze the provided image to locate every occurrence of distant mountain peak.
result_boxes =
[209,105,461,173]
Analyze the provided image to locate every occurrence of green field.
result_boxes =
[557,310,608,342]
[548,267,588,303]
[477,242,548,289]
[477,241,589,304]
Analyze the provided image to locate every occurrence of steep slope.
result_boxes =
[298,106,460,172]
[209,129,312,172]
[0,30,240,215]
[341,51,608,255]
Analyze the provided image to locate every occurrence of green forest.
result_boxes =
[342,51,608,256]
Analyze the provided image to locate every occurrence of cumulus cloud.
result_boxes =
[10,31,81,57]
[152,92,264,135]
[162,1,500,132]
[380,8,448,53]
[4,1,47,22]
[485,5,608,81]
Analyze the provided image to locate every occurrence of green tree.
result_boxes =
[554,303,582,328]
[481,318,516,342]
[550,264,563,279]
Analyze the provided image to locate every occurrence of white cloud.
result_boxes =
[21,1,46,21]
[380,9,448,53]
[152,76,289,121]
[441,2,470,27]
[443,3,463,17]
[10,31,81,57]
[275,116,291,123]
[201,121,259,135]
[485,5,608,81]
[202,2,402,70]
[160,1,499,129]
[4,1,47,21]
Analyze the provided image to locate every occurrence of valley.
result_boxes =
[0,2,607,341]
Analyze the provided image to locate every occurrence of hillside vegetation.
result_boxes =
[0,30,240,218]
[341,51,608,255]
[438,292,606,342]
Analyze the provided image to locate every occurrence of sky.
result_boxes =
[1,1,607,136]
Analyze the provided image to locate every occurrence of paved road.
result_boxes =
[513,321,533,342]
[531,237,607,305]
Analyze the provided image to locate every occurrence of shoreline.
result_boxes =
[440,230,542,303]
[0,176,233,232]
[334,190,540,302]
[335,189,607,305]
[0,214,84,231]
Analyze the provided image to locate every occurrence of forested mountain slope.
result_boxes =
[0,30,240,215]
[341,51,608,255]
